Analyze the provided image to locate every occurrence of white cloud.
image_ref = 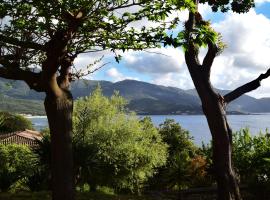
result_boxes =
[255,0,270,4]
[105,67,139,82]
[119,9,270,97]
[73,51,111,69]
[72,6,270,98]
[198,3,212,17]
[124,47,185,74]
[121,47,195,89]
[151,72,194,89]
[211,9,270,97]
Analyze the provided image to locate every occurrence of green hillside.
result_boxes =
[0,78,269,115]
[0,95,44,115]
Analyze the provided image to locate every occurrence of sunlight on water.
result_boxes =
[28,114,270,146]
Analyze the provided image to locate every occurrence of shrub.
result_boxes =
[0,112,33,133]
[201,128,270,198]
[73,86,168,193]
[25,132,51,191]
[0,144,37,192]
[148,119,209,190]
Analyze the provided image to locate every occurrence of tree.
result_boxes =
[0,1,188,199]
[148,119,212,190]
[26,131,51,191]
[0,144,37,192]
[73,87,167,193]
[232,129,270,199]
[202,129,270,199]
[148,119,197,189]
[164,1,270,199]
[0,112,33,133]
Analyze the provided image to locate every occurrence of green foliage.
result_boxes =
[159,119,195,155]
[0,144,37,192]
[73,86,167,193]
[173,19,226,53]
[200,0,255,13]
[201,128,270,197]
[0,191,174,200]
[148,119,210,190]
[165,0,254,55]
[0,112,33,133]
[0,0,192,71]
[232,128,270,198]
[26,132,51,191]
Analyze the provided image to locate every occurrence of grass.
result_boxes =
[0,191,175,200]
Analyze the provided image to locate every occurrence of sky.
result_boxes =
[74,1,270,98]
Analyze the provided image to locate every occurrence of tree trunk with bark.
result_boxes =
[184,5,270,199]
[183,5,242,198]
[199,85,241,200]
[44,89,74,200]
[185,62,242,199]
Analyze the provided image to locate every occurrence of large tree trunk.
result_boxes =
[183,4,270,199]
[200,90,241,200]
[44,89,74,200]
[184,48,242,199]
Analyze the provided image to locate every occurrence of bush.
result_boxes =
[232,128,270,199]
[73,86,168,193]
[0,144,37,192]
[25,132,51,191]
[201,128,270,198]
[148,119,211,190]
[0,112,33,133]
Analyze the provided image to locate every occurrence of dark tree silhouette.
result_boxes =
[0,1,182,199]
[178,1,270,199]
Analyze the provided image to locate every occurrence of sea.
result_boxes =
[26,114,270,145]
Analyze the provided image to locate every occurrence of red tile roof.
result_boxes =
[0,129,42,147]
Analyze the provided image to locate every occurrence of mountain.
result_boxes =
[186,88,259,112]
[0,78,269,115]
[69,79,201,114]
[242,98,270,113]
[104,80,201,114]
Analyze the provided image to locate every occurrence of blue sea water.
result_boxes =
[27,114,270,145]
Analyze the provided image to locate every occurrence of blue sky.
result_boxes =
[75,1,270,98]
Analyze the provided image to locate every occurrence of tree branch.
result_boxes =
[107,2,142,11]
[0,34,45,51]
[0,67,44,92]
[185,11,201,69]
[203,41,218,74]
[224,68,270,104]
[57,56,75,90]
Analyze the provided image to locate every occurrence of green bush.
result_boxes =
[73,86,168,193]
[201,128,270,198]
[0,112,33,133]
[232,128,270,198]
[0,144,37,192]
[26,132,51,191]
[148,119,211,190]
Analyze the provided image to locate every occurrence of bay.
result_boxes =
[27,114,270,145]
[140,114,270,145]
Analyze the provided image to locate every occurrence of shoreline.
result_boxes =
[21,113,270,118]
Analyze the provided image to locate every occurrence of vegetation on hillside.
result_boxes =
[2,78,270,115]
[0,112,34,133]
[73,87,168,193]
[0,144,37,192]
[0,89,270,199]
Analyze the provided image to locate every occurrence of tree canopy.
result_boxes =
[0,111,33,133]
[73,87,167,193]
[0,0,195,87]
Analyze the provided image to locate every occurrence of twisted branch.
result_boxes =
[224,68,270,104]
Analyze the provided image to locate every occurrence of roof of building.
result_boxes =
[0,129,43,147]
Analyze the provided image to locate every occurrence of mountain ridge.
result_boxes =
[0,78,269,115]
